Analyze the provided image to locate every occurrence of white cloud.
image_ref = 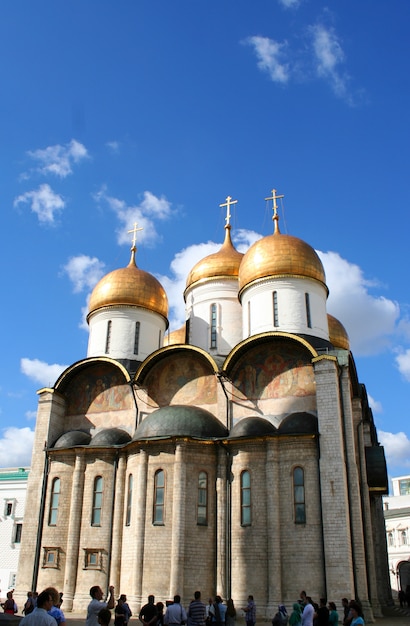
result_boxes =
[94,187,173,247]
[20,358,68,387]
[63,255,106,293]
[0,427,34,468]
[310,24,351,102]
[245,36,290,84]
[14,184,65,224]
[278,0,301,7]
[379,430,410,469]
[27,139,89,178]
[318,250,400,356]
[25,410,37,421]
[368,394,383,414]
[106,141,120,153]
[395,349,410,382]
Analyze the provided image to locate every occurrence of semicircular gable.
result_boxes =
[225,337,316,402]
[136,346,218,407]
[278,411,318,434]
[58,359,134,431]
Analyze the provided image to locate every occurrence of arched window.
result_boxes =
[153,470,165,524]
[210,304,217,349]
[241,470,251,526]
[126,474,133,526]
[401,530,408,545]
[273,291,279,327]
[105,320,112,353]
[134,322,140,355]
[293,467,306,524]
[91,476,103,526]
[197,471,208,525]
[48,478,60,526]
[388,531,394,547]
[305,293,312,328]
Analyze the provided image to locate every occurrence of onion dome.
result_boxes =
[87,247,168,320]
[328,314,350,350]
[134,405,228,439]
[238,209,326,295]
[185,225,243,293]
[90,428,132,446]
[229,416,277,438]
[164,325,186,346]
[53,430,92,448]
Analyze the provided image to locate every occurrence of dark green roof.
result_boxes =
[134,405,228,439]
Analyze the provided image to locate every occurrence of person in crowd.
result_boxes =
[156,602,165,626]
[87,586,115,626]
[225,599,236,626]
[206,600,214,626]
[301,598,314,626]
[23,592,35,615]
[20,590,57,626]
[341,599,350,626]
[328,602,338,626]
[188,591,206,626]
[99,609,112,626]
[2,590,17,614]
[289,603,302,626]
[242,596,256,626]
[164,595,187,626]
[272,605,287,626]
[315,599,328,626]
[140,595,158,626]
[119,595,132,626]
[115,597,127,626]
[210,596,226,626]
[348,602,364,626]
[44,587,66,626]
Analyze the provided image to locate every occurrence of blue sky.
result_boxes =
[1,1,410,485]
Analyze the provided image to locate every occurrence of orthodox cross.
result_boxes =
[127,222,143,248]
[219,195,238,227]
[265,188,284,221]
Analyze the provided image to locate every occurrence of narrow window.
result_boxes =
[158,329,162,349]
[105,320,112,354]
[153,470,165,524]
[305,293,312,328]
[6,502,13,516]
[241,470,251,526]
[48,478,60,526]
[273,291,279,327]
[126,474,133,526]
[293,467,306,524]
[402,530,408,545]
[14,523,23,543]
[91,476,103,526]
[197,471,208,525]
[247,301,251,336]
[134,322,140,355]
[388,531,394,547]
[210,304,217,349]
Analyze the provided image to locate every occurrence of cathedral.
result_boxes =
[16,191,390,619]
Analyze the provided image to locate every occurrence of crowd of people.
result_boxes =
[0,585,365,626]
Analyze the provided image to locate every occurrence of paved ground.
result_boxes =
[63,606,410,626]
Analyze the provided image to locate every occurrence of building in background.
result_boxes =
[0,467,29,602]
[384,475,410,598]
[15,192,390,619]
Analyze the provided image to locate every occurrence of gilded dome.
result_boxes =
[328,314,350,350]
[88,248,168,320]
[185,226,243,293]
[238,227,326,295]
[164,325,186,346]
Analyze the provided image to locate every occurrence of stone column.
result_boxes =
[216,445,227,599]
[313,355,355,600]
[63,453,86,610]
[111,455,127,591]
[169,442,187,597]
[266,439,281,613]
[130,450,148,607]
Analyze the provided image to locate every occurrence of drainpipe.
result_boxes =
[32,448,50,591]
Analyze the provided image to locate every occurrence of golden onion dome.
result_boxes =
[238,214,326,295]
[328,314,350,350]
[87,247,168,321]
[164,325,186,346]
[185,225,243,293]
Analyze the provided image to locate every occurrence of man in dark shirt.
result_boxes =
[140,596,158,626]
[188,592,206,626]
[316,599,329,626]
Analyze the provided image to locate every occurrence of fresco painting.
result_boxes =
[146,355,217,406]
[65,366,132,415]
[231,342,315,400]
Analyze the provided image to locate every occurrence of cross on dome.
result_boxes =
[265,188,284,233]
[127,222,143,249]
[220,195,237,228]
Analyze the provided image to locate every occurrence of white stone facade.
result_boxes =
[383,476,410,597]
